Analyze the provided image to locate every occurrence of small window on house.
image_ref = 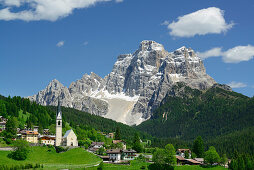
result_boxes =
[58,121,61,126]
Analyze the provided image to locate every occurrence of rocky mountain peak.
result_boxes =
[173,46,196,58]
[47,79,64,90]
[28,40,216,126]
[138,40,165,52]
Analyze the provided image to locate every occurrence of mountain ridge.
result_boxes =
[28,40,216,125]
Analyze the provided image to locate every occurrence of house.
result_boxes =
[106,133,114,139]
[143,154,153,162]
[107,149,121,162]
[39,135,55,145]
[20,130,39,143]
[100,156,110,162]
[112,140,126,150]
[176,156,202,165]
[176,156,187,165]
[90,142,104,149]
[106,149,137,162]
[176,149,191,158]
[88,142,104,152]
[33,126,39,132]
[122,149,137,161]
[62,129,78,146]
[194,158,204,164]
[185,159,202,165]
[0,116,7,131]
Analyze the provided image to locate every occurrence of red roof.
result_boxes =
[176,156,186,161]
[186,159,202,164]
[21,131,38,135]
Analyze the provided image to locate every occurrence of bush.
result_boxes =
[140,165,146,169]
[9,140,30,160]
[0,163,43,170]
[148,163,174,170]
[47,145,55,152]
[55,146,68,153]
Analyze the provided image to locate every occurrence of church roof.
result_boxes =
[63,129,73,138]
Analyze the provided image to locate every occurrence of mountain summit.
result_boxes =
[28,40,216,125]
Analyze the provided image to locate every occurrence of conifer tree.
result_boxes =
[165,144,176,166]
[132,132,143,153]
[115,127,121,140]
[193,136,204,158]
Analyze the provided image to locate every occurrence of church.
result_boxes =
[55,100,78,147]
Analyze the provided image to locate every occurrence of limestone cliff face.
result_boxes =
[28,40,216,125]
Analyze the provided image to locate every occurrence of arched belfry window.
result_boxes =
[58,121,61,126]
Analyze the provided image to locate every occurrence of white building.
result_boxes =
[62,129,78,146]
[106,149,121,162]
[176,149,192,158]
[40,135,55,145]
[122,149,137,161]
[106,149,137,162]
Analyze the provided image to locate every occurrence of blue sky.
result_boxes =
[0,0,254,97]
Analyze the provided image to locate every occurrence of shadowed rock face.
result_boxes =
[28,40,216,125]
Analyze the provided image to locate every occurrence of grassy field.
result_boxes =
[175,165,226,170]
[87,160,150,170]
[87,161,226,170]
[0,146,226,170]
[0,146,101,169]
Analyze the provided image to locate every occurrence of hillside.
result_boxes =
[46,105,151,141]
[0,95,150,142]
[136,83,254,141]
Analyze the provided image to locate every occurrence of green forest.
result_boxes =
[135,83,254,157]
[0,94,150,145]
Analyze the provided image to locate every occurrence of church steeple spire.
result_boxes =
[56,97,62,120]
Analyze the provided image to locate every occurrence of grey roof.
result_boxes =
[56,98,62,119]
[122,149,136,153]
[106,149,121,154]
[63,129,72,138]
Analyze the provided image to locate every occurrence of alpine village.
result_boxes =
[0,1,254,170]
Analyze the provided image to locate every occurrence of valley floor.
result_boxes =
[0,146,101,169]
[87,161,226,170]
[0,146,227,170]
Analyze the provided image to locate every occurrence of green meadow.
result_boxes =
[0,146,101,169]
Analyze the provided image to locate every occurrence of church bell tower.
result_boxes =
[55,99,62,146]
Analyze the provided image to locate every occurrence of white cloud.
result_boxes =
[165,7,233,37]
[115,0,123,3]
[197,45,254,63]
[56,41,64,47]
[0,0,111,21]
[197,47,222,60]
[223,45,254,63]
[83,41,89,46]
[0,0,21,6]
[228,81,247,88]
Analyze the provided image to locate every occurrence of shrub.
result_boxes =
[9,140,30,160]
[55,146,68,153]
